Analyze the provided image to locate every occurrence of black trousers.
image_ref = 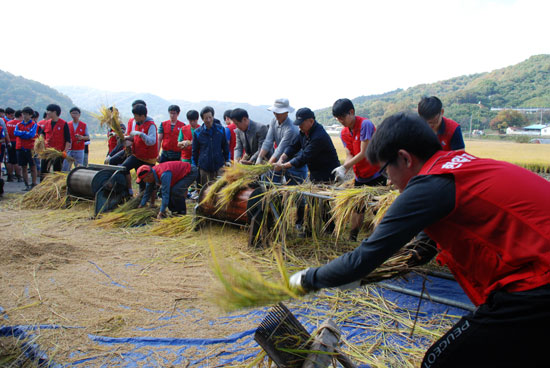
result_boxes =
[422,284,550,368]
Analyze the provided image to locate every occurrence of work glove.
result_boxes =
[331,165,347,183]
[224,161,232,167]
[289,268,310,291]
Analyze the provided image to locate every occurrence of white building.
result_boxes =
[506,124,550,136]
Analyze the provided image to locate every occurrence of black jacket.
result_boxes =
[285,121,340,182]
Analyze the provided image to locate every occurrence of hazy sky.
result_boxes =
[1,0,548,109]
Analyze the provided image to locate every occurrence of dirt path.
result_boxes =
[0,195,257,365]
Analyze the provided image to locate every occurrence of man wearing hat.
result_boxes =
[274,107,340,182]
[256,98,308,184]
[136,161,198,219]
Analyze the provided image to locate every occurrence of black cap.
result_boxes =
[293,107,315,125]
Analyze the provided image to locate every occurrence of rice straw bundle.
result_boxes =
[94,105,125,141]
[223,163,272,182]
[210,244,304,311]
[373,190,400,227]
[37,148,75,163]
[149,215,199,237]
[200,163,272,208]
[33,135,45,154]
[20,172,68,209]
[94,207,157,228]
[329,186,389,239]
[111,196,141,213]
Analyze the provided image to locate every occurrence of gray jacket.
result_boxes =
[234,120,269,162]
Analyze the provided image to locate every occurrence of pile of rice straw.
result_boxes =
[148,215,200,237]
[20,172,69,210]
[93,197,157,228]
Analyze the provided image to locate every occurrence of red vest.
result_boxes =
[153,161,191,187]
[438,117,460,151]
[227,123,237,160]
[126,118,135,135]
[180,125,193,160]
[6,119,20,141]
[340,116,379,179]
[68,121,87,151]
[37,120,48,136]
[161,120,185,153]
[43,119,68,151]
[108,130,118,153]
[15,121,36,150]
[419,150,550,306]
[132,120,158,161]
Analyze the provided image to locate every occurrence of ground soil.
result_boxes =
[0,191,258,365]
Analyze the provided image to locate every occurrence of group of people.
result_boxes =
[0,104,90,192]
[4,93,547,365]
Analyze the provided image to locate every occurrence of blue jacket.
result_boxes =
[192,123,229,172]
[285,121,340,182]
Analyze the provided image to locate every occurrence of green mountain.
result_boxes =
[315,54,550,131]
[0,70,99,132]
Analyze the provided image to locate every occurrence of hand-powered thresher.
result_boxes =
[66,164,130,216]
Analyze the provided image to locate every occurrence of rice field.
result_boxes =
[330,136,550,172]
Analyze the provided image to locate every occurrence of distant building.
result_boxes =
[506,124,550,136]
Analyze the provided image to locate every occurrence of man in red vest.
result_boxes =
[122,104,158,195]
[136,161,198,219]
[6,110,22,182]
[62,107,89,171]
[125,99,146,137]
[14,107,38,190]
[39,104,71,179]
[331,98,387,241]
[290,112,550,367]
[158,105,185,163]
[418,96,465,151]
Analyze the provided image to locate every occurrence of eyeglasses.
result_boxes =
[378,160,392,179]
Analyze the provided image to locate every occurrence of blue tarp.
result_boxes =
[0,273,473,367]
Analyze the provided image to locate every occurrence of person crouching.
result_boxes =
[136,161,198,219]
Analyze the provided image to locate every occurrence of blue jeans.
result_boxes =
[263,165,308,185]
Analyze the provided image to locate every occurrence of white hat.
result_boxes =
[268,98,295,114]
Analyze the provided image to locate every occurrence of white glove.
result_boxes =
[224,161,232,167]
[130,130,143,137]
[331,165,347,182]
[289,268,310,290]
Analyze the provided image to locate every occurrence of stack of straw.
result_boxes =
[20,172,69,210]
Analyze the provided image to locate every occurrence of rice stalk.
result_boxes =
[33,135,45,154]
[329,186,389,240]
[94,105,125,141]
[373,190,400,227]
[200,163,272,209]
[37,148,75,163]
[209,242,304,311]
[94,207,157,228]
[149,215,201,237]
